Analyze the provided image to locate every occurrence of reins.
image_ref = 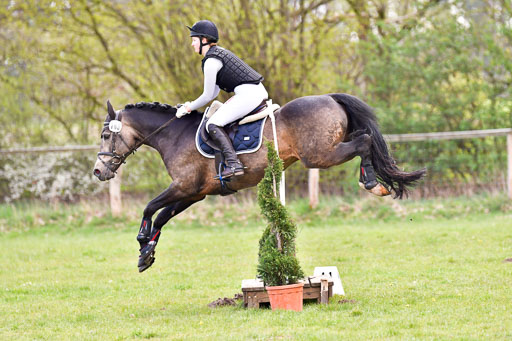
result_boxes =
[133,114,179,151]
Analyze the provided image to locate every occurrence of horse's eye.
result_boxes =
[102,132,111,139]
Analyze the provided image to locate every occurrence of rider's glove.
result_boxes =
[176,102,191,118]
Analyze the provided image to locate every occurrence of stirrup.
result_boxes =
[214,162,245,180]
[223,164,245,177]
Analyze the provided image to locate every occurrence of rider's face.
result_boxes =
[191,37,200,53]
[191,37,207,54]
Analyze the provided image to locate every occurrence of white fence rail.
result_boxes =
[384,128,512,142]
[390,128,512,201]
[308,128,512,206]
[2,128,511,211]
[0,145,99,154]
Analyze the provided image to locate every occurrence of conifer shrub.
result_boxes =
[257,142,304,287]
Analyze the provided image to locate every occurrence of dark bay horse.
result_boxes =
[93,93,425,272]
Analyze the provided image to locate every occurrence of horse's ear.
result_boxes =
[107,100,116,120]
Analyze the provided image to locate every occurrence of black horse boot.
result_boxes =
[208,124,244,178]
[137,218,152,246]
[359,161,378,190]
[137,218,160,272]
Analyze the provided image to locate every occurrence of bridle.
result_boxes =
[97,109,179,173]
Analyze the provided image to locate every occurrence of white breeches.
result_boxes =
[206,82,268,132]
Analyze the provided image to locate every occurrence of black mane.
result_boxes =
[124,101,176,112]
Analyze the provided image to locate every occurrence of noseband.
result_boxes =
[97,121,135,173]
[97,109,179,173]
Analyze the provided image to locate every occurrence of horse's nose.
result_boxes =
[93,168,101,178]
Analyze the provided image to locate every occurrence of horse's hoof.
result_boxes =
[371,183,391,196]
[138,255,155,273]
[359,182,391,197]
[138,242,157,272]
[363,179,378,190]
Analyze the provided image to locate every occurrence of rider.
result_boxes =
[176,20,268,178]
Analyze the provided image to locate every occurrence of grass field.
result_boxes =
[1,195,511,340]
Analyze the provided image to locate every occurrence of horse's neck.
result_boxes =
[127,108,200,159]
[126,109,175,153]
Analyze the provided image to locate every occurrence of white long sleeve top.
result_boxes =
[188,58,223,111]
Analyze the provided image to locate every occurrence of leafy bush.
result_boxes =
[0,152,107,202]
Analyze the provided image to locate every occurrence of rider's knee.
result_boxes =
[207,123,223,134]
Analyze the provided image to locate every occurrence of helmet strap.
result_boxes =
[199,37,206,55]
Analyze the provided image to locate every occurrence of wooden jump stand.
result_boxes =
[242,276,334,308]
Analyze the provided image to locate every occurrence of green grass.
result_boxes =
[1,195,511,339]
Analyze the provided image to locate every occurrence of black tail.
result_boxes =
[329,93,426,199]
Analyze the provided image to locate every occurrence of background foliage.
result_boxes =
[1,0,511,201]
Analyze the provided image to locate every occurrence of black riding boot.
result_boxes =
[208,124,244,178]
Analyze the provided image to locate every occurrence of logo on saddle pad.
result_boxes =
[195,100,280,158]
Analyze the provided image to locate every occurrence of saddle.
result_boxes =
[196,99,280,156]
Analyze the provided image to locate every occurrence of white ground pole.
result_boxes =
[269,111,286,205]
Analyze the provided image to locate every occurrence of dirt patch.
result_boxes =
[338,298,358,304]
[208,293,243,308]
[504,258,512,263]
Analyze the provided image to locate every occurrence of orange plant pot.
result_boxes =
[265,282,304,311]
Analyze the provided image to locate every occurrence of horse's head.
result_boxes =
[93,100,141,181]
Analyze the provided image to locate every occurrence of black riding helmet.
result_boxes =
[187,20,218,55]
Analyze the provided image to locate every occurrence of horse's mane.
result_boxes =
[124,101,176,113]
[123,101,202,117]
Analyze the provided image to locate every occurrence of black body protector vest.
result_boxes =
[201,46,263,93]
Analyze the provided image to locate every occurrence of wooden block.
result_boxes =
[242,279,265,291]
[320,277,329,304]
[303,287,321,300]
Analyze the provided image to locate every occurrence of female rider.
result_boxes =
[176,20,268,179]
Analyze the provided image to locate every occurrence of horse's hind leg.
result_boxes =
[349,132,391,196]
[299,133,390,196]
[299,133,372,169]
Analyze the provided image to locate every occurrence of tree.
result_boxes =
[257,142,304,287]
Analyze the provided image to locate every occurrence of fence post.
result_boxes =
[508,133,512,200]
[309,169,319,208]
[109,166,123,216]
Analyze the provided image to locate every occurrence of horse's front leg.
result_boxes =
[136,182,202,272]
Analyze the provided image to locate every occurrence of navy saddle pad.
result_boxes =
[195,115,268,158]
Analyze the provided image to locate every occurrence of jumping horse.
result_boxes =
[93,93,426,272]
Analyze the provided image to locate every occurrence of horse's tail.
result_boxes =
[329,93,426,198]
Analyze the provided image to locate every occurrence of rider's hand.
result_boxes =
[176,102,191,118]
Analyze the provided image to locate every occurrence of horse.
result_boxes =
[93,93,426,272]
